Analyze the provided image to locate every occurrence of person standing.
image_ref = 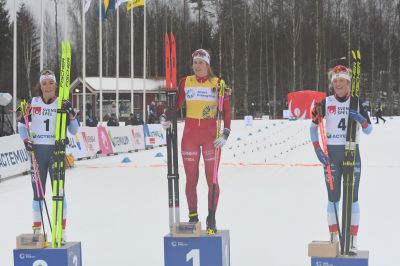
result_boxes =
[375,106,386,124]
[309,65,372,254]
[18,69,79,243]
[161,49,232,233]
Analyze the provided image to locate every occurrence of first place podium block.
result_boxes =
[14,242,82,266]
[311,250,369,266]
[164,230,230,266]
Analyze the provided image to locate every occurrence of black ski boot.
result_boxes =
[206,210,217,235]
[188,212,199,223]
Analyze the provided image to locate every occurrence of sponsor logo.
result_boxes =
[327,105,336,115]
[32,107,42,115]
[186,89,195,99]
[171,241,188,247]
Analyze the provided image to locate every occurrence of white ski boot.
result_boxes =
[61,230,67,245]
[349,235,358,255]
[330,232,339,243]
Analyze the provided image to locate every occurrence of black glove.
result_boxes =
[62,100,76,117]
[24,138,33,152]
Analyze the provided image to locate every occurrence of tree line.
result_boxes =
[1,0,399,117]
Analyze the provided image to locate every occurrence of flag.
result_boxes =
[116,0,130,8]
[127,0,144,11]
[99,0,116,20]
[84,0,92,13]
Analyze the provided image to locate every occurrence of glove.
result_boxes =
[214,128,231,148]
[159,114,172,130]
[62,100,76,118]
[314,145,330,166]
[349,109,366,124]
[24,138,33,152]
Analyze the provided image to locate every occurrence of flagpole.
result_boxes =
[116,3,120,119]
[130,6,134,114]
[82,0,86,126]
[99,0,103,125]
[13,0,17,132]
[142,0,146,122]
[40,0,44,71]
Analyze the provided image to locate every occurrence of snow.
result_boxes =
[1,117,399,266]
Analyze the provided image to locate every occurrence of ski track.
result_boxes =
[0,117,398,266]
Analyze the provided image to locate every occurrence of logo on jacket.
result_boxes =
[186,89,195,99]
[32,107,42,115]
[327,105,336,115]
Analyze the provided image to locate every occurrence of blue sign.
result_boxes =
[164,230,230,266]
[14,242,82,266]
[311,250,369,266]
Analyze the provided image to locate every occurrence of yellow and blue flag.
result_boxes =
[127,0,144,11]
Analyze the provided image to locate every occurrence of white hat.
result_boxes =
[330,65,351,83]
[192,49,210,65]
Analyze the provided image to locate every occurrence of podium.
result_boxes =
[311,250,369,266]
[14,242,82,266]
[164,230,230,266]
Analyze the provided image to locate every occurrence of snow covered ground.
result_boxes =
[1,117,398,266]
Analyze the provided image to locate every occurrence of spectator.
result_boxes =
[156,102,164,120]
[125,113,136,126]
[86,113,98,127]
[134,113,144,125]
[107,113,119,127]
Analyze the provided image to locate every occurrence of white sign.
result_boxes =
[244,116,253,127]
[106,127,134,153]
[144,124,166,147]
[0,134,31,179]
[128,125,146,150]
[79,127,100,157]
[66,128,88,159]
[283,109,291,119]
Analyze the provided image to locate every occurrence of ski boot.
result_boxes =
[61,230,67,245]
[32,226,42,235]
[330,232,339,243]
[206,210,217,235]
[189,212,199,223]
[349,235,358,255]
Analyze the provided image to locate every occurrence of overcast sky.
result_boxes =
[5,0,43,21]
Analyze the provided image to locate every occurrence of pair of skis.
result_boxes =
[341,50,361,255]
[52,40,72,248]
[318,50,361,256]
[164,32,180,231]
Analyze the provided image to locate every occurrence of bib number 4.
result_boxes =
[338,118,346,131]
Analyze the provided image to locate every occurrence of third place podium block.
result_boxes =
[164,230,230,266]
[14,242,82,266]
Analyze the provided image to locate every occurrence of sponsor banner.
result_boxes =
[66,128,88,159]
[143,124,166,147]
[97,126,114,154]
[128,125,145,150]
[106,127,133,153]
[80,127,101,157]
[244,116,253,127]
[0,134,31,179]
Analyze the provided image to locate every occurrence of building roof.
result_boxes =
[70,77,166,93]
